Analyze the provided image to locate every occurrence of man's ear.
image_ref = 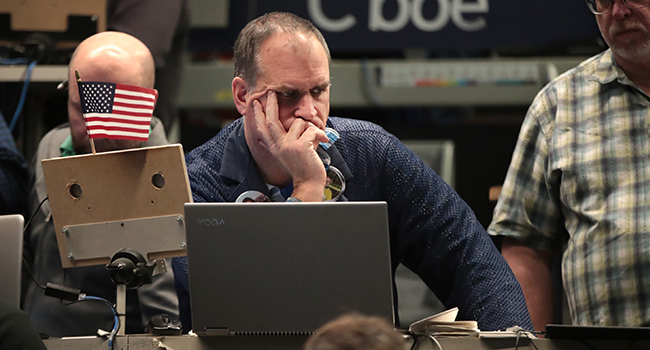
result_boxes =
[232,77,249,115]
[152,89,159,110]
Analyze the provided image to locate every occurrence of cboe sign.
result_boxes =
[201,1,599,53]
[307,0,489,33]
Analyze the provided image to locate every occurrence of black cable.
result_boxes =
[522,330,540,350]
[395,329,418,350]
[512,328,542,350]
[23,196,48,234]
[21,257,45,290]
[21,196,49,290]
[405,330,418,350]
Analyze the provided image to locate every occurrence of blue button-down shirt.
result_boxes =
[173,117,532,331]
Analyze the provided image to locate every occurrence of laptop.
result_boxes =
[0,214,24,309]
[545,324,650,340]
[184,201,394,336]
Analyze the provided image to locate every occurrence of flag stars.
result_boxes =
[79,82,116,114]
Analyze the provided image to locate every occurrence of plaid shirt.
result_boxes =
[0,112,27,215]
[489,49,650,326]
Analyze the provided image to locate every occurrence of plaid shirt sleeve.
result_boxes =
[488,86,566,251]
[0,113,27,215]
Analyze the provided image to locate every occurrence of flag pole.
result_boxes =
[75,70,97,155]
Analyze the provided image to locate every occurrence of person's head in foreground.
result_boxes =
[303,314,405,350]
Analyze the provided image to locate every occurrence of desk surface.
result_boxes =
[43,334,650,350]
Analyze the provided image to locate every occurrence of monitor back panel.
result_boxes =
[185,202,394,336]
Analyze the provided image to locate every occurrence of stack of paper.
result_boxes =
[408,307,479,337]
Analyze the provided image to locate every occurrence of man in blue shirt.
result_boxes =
[173,12,532,332]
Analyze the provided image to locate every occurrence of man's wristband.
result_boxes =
[286,197,303,202]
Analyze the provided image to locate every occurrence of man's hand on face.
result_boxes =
[253,90,329,201]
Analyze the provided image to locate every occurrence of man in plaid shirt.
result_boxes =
[489,0,650,331]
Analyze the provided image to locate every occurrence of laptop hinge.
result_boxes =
[233,331,314,336]
[203,327,231,336]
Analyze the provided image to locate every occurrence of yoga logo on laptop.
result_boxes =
[197,218,226,226]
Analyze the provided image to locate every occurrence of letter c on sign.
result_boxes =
[308,0,356,32]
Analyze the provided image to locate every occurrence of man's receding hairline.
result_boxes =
[234,12,331,92]
[248,31,329,91]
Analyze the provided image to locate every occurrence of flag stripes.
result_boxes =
[78,81,156,141]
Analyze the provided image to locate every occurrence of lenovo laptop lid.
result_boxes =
[0,214,24,309]
[184,201,394,336]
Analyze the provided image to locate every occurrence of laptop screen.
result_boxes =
[0,214,24,309]
[184,202,394,336]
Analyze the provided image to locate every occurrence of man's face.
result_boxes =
[242,32,330,147]
[596,1,650,62]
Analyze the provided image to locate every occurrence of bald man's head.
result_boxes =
[69,31,155,89]
[67,31,156,154]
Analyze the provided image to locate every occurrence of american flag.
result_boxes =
[78,81,156,141]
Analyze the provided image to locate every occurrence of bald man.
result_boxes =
[22,32,178,337]
[66,31,158,154]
